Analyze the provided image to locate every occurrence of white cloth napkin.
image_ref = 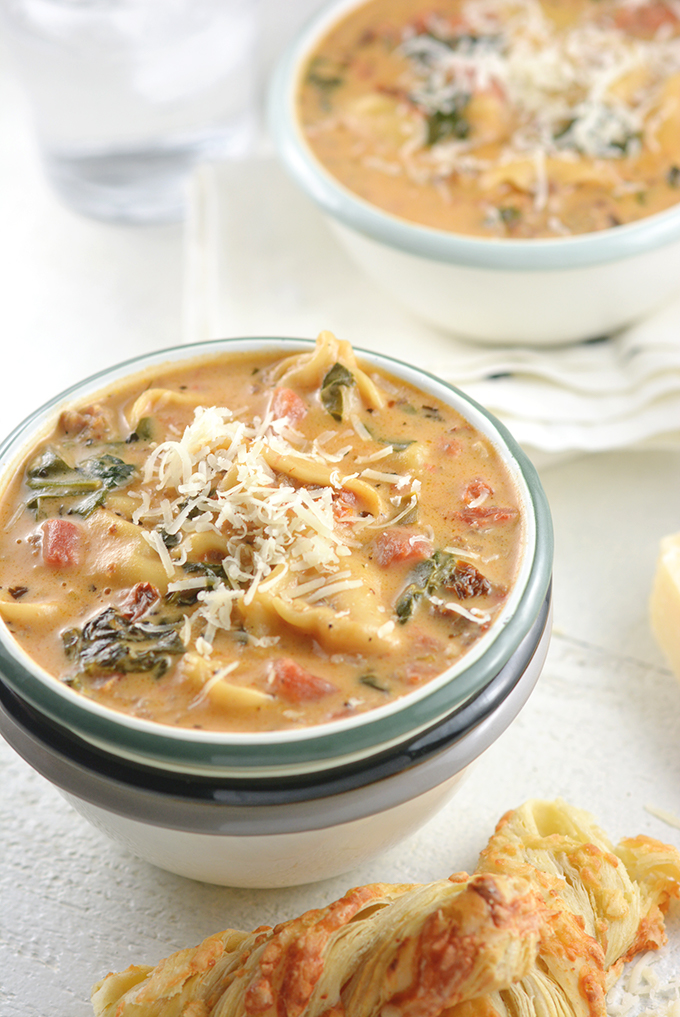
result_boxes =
[183,157,680,462]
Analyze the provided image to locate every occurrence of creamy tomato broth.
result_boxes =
[298,0,680,238]
[0,334,522,733]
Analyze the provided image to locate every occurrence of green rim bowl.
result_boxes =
[268,0,680,344]
[0,337,553,776]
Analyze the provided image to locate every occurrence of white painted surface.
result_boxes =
[1,8,680,1016]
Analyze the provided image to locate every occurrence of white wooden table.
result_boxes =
[1,19,680,1016]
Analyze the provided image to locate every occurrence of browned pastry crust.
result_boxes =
[92,876,544,1017]
[91,800,680,1017]
[446,800,680,1017]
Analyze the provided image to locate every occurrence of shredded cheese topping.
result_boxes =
[400,0,680,167]
[608,949,680,1016]
[127,394,432,657]
[132,405,363,649]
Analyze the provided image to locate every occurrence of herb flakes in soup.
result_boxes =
[298,0,680,238]
[0,333,523,733]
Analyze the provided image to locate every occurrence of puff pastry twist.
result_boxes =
[91,799,680,1017]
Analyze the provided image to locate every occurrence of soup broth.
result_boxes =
[0,334,522,732]
[298,0,680,238]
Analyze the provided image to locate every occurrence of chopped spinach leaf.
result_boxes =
[499,206,521,226]
[158,528,181,549]
[321,362,355,421]
[28,448,72,481]
[126,416,155,443]
[553,118,576,142]
[307,57,345,110]
[395,582,424,623]
[25,448,136,518]
[421,404,444,421]
[425,105,470,145]
[667,166,680,188]
[394,550,491,623]
[554,113,639,158]
[608,131,641,156]
[81,453,136,489]
[62,606,185,680]
[68,490,109,517]
[183,560,227,582]
[395,556,438,623]
[451,32,500,50]
[165,559,227,605]
[359,673,391,693]
[387,438,416,451]
[308,69,345,92]
[358,422,415,452]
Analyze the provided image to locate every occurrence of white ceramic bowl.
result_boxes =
[0,338,553,886]
[268,0,680,346]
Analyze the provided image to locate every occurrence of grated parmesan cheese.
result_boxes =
[142,528,176,578]
[132,402,411,650]
[356,445,396,463]
[608,947,680,1017]
[644,804,680,829]
[360,468,403,484]
[428,594,492,625]
[305,578,364,604]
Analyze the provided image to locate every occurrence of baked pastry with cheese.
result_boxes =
[454,798,680,1016]
[91,875,545,1017]
[90,800,680,1017]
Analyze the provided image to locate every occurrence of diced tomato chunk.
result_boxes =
[374,528,433,567]
[403,662,441,686]
[463,478,493,506]
[451,506,518,529]
[41,518,80,567]
[271,387,307,426]
[612,1,679,36]
[410,629,445,655]
[333,489,359,523]
[269,658,337,702]
[401,630,445,684]
[439,434,462,456]
[120,582,160,621]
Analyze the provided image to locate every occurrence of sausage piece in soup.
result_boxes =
[0,333,523,733]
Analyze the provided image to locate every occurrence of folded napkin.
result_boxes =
[184,157,680,463]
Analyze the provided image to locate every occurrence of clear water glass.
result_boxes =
[0,0,260,224]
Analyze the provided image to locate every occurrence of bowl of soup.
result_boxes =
[0,333,553,885]
[269,0,680,345]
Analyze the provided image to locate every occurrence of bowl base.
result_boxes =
[59,769,471,887]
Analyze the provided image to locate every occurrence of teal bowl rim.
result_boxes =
[0,337,553,772]
[268,0,680,273]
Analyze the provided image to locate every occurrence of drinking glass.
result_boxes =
[0,0,260,223]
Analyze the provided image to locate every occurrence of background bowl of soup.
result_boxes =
[269,0,680,346]
[0,336,553,886]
